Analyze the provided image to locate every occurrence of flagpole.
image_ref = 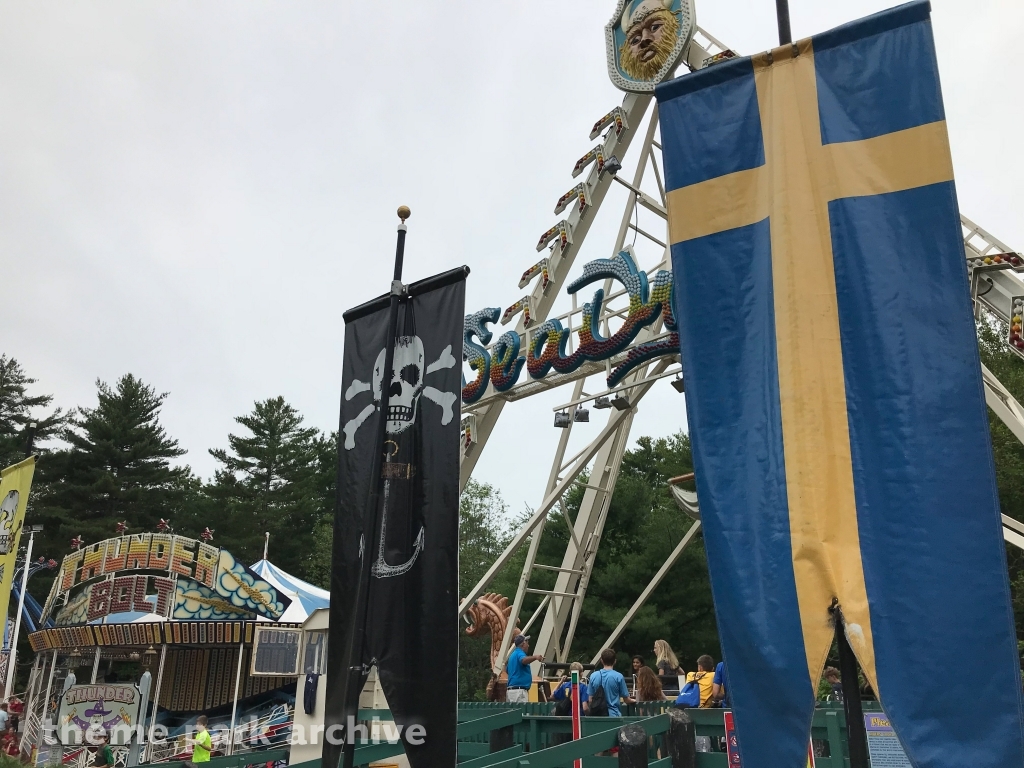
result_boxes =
[830,600,869,768]
[4,528,34,701]
[775,0,792,44]
[339,206,411,768]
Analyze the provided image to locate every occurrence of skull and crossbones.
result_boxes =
[342,337,458,450]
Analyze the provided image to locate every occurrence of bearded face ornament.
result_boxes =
[605,0,695,93]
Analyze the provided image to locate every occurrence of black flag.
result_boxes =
[324,267,467,768]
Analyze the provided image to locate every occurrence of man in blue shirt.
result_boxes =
[588,649,634,716]
[713,661,730,707]
[505,634,544,704]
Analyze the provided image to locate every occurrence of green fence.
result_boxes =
[279,700,869,768]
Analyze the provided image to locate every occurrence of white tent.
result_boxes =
[249,559,330,623]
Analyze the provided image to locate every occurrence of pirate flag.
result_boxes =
[323,266,467,768]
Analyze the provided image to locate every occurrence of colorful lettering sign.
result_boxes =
[45,536,290,623]
[58,684,142,745]
[461,247,678,403]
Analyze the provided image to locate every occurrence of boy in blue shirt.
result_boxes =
[505,634,544,704]
[588,649,634,716]
[551,661,590,716]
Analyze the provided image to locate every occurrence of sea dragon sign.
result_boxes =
[462,246,679,404]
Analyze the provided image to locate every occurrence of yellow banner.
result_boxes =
[0,457,36,640]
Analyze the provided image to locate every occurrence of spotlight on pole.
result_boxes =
[574,407,590,423]
[554,411,571,428]
[593,396,612,410]
[671,376,685,393]
[611,394,631,411]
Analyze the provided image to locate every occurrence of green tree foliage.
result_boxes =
[34,374,193,562]
[304,433,339,590]
[581,433,716,672]
[456,433,717,701]
[458,479,514,701]
[0,355,65,467]
[518,433,716,676]
[203,397,327,579]
[977,318,1024,655]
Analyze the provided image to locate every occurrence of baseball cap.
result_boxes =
[513,634,530,647]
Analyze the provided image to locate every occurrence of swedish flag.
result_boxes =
[657,2,1024,766]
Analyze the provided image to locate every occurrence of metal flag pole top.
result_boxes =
[339,206,411,768]
[775,0,792,44]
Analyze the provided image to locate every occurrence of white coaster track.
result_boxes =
[458,29,1024,673]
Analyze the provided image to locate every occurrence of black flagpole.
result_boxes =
[775,0,792,44]
[830,600,869,768]
[339,206,411,768]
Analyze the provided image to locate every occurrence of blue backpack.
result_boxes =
[675,673,706,709]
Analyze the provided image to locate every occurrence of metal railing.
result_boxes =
[145,705,292,764]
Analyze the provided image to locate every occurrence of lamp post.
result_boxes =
[4,524,41,700]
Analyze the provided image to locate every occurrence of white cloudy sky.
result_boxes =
[2,0,1022,518]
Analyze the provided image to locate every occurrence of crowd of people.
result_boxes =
[506,636,850,715]
[505,635,731,714]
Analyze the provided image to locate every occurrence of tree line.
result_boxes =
[0,355,336,595]
[6,318,1024,701]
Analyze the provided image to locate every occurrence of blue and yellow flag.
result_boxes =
[657,2,1024,766]
[0,457,34,649]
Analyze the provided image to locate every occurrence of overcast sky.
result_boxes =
[2,0,1022,521]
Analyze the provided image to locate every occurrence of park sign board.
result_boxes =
[40,534,291,625]
[57,683,142,745]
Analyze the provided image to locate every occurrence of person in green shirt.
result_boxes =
[189,715,212,765]
[92,732,114,768]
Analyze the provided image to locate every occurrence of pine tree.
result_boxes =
[36,374,191,559]
[0,355,65,467]
[206,397,323,577]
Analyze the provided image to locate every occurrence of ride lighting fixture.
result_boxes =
[611,394,631,411]
[604,155,623,175]
[574,407,590,423]
[593,396,612,409]
[554,411,571,428]
[671,376,685,393]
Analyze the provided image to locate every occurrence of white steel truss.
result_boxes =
[459,28,1024,667]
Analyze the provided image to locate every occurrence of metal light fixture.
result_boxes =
[611,394,631,411]
[554,411,571,428]
[671,376,685,393]
[573,407,590,423]
[593,396,612,409]
[604,155,623,175]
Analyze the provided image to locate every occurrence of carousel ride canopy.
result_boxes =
[39,534,292,627]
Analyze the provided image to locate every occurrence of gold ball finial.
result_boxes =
[397,205,411,222]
